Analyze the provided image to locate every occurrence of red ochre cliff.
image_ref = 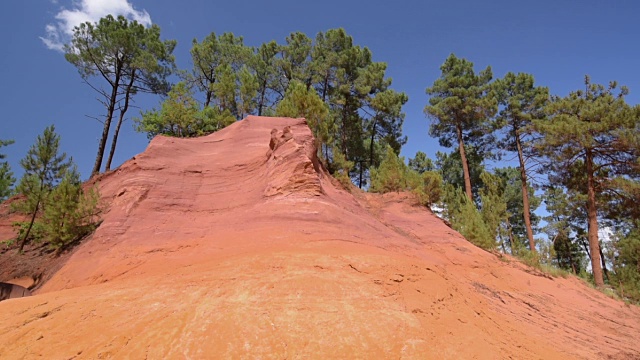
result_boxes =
[0,116,638,359]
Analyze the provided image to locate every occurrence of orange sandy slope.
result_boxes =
[0,116,638,359]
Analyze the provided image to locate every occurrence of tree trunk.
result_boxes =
[505,217,516,255]
[18,200,40,252]
[565,234,577,274]
[580,237,591,261]
[599,243,610,281]
[91,60,123,177]
[205,91,212,108]
[515,131,536,252]
[498,231,507,254]
[368,120,377,168]
[106,70,135,172]
[340,106,349,155]
[585,150,604,288]
[455,124,473,201]
[258,81,267,116]
[204,69,215,108]
[321,74,329,103]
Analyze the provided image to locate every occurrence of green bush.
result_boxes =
[13,166,101,254]
[443,184,494,250]
[370,146,406,193]
[330,147,354,189]
[611,228,640,303]
[406,170,443,206]
[41,168,101,252]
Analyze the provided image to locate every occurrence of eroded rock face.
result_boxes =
[0,116,638,359]
[264,123,324,197]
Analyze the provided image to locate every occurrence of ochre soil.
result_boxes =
[0,116,638,359]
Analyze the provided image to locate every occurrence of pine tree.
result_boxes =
[277,32,313,92]
[405,169,443,207]
[135,82,235,139]
[435,148,485,203]
[275,80,329,150]
[493,72,548,252]
[251,41,280,115]
[611,225,640,302]
[12,126,71,252]
[425,54,496,201]
[369,146,407,193]
[408,151,435,174]
[479,171,509,250]
[237,65,259,118]
[443,184,494,250]
[492,167,542,253]
[189,32,250,108]
[536,76,639,288]
[213,64,238,116]
[65,15,176,175]
[0,139,15,201]
[365,89,408,187]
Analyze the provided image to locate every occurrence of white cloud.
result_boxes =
[41,0,152,52]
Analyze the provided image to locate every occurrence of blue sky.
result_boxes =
[1,0,639,183]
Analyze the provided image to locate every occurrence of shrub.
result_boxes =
[370,146,406,193]
[443,184,494,250]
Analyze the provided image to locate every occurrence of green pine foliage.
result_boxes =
[435,148,485,203]
[493,72,548,252]
[0,139,15,201]
[611,226,640,303]
[275,80,329,140]
[370,146,443,206]
[443,184,494,250]
[408,151,435,174]
[406,170,443,207]
[536,76,639,288]
[135,82,235,139]
[479,171,509,248]
[330,147,354,189]
[65,15,176,175]
[188,28,408,188]
[12,126,71,251]
[11,126,101,253]
[370,146,407,193]
[425,54,496,200]
[41,167,101,252]
[493,167,542,252]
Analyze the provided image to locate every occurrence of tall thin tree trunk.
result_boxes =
[580,238,591,261]
[18,200,40,252]
[565,235,577,274]
[92,61,123,177]
[586,150,604,288]
[204,70,215,108]
[322,74,329,102]
[205,91,212,108]
[599,243,610,282]
[506,217,516,256]
[498,231,507,253]
[258,81,267,116]
[368,121,377,165]
[455,125,473,201]
[515,132,535,252]
[106,70,135,172]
